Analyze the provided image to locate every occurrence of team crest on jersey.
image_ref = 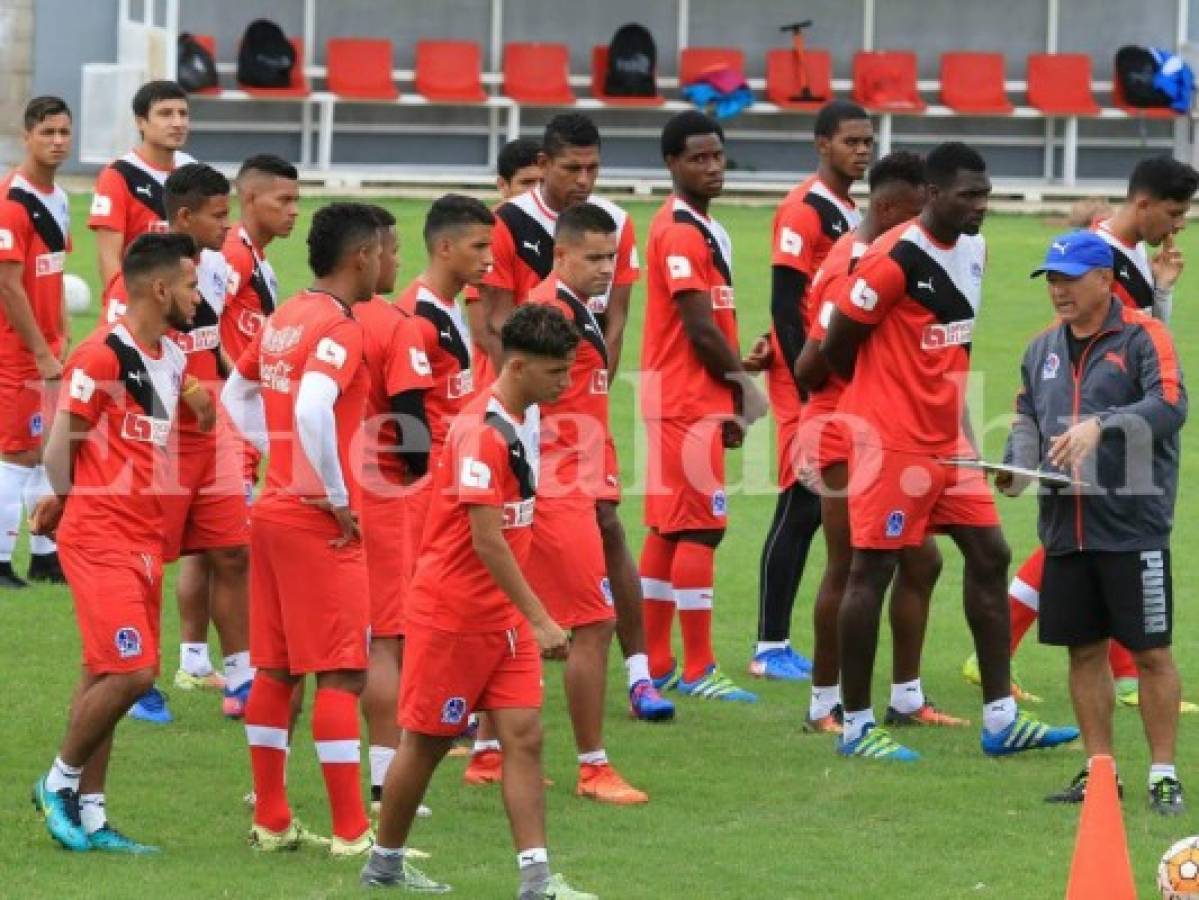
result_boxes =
[970,262,984,281]
[885,510,906,538]
[711,489,727,517]
[29,412,42,437]
[600,577,614,605]
[1042,352,1060,381]
[440,696,467,725]
[115,626,142,659]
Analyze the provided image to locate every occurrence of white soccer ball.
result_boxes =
[64,273,91,315]
[1159,836,1199,898]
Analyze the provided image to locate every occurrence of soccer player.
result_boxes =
[1001,230,1187,813]
[361,304,596,900]
[222,202,379,856]
[639,110,768,703]
[821,142,1078,760]
[524,202,648,803]
[30,233,201,853]
[964,155,1199,710]
[0,96,72,588]
[793,152,962,732]
[751,100,873,681]
[355,203,435,813]
[497,137,543,199]
[88,80,193,286]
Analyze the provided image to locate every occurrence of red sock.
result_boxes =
[1108,641,1138,679]
[1008,546,1046,656]
[673,541,716,682]
[245,672,293,831]
[640,531,677,678]
[1009,599,1039,655]
[313,687,369,841]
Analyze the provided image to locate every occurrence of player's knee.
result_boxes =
[901,541,943,587]
[317,669,367,695]
[121,666,157,698]
[1068,641,1108,667]
[502,714,543,756]
[966,537,1011,586]
[1132,647,1175,676]
[210,545,249,578]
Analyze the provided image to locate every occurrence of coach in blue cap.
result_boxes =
[999,229,1188,813]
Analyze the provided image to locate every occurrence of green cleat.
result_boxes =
[518,873,598,899]
[961,653,981,686]
[248,818,329,852]
[87,824,160,854]
[676,665,756,703]
[961,653,1042,703]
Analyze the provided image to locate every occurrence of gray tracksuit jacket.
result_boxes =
[1004,298,1186,554]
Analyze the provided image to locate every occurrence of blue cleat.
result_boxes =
[32,778,89,851]
[127,686,173,724]
[785,646,814,677]
[677,665,757,703]
[629,679,675,721]
[222,680,251,719]
[651,664,679,692]
[837,724,920,761]
[980,710,1079,757]
[87,824,160,854]
[748,647,810,682]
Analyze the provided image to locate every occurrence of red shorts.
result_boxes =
[61,543,163,675]
[160,433,250,561]
[597,435,622,503]
[0,377,53,454]
[361,490,413,638]
[848,445,1000,549]
[527,494,614,629]
[249,515,370,673]
[796,412,852,473]
[399,622,542,736]
[644,417,727,534]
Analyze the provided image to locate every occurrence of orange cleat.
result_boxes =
[884,701,970,728]
[802,712,844,734]
[575,763,649,805]
[463,749,504,785]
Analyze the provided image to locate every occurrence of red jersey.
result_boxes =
[396,278,475,452]
[526,276,610,498]
[0,171,70,380]
[57,321,187,552]
[406,391,540,633]
[236,290,369,536]
[353,295,434,488]
[1094,220,1155,312]
[835,219,986,455]
[87,149,196,249]
[802,232,868,422]
[221,224,279,365]
[640,195,739,421]
[772,176,860,282]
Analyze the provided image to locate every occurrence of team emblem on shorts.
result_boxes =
[440,696,467,725]
[600,577,614,605]
[114,627,142,659]
[29,412,42,437]
[885,510,906,539]
[1042,352,1060,381]
[711,490,727,517]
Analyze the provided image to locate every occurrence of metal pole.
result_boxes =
[304,0,317,70]
[490,0,503,73]
[677,0,689,52]
[1176,0,1188,50]
[1046,0,1058,53]
[862,0,875,52]
[1063,116,1078,186]
[1043,118,1055,181]
[164,0,179,81]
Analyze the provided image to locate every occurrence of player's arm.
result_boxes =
[771,265,809,387]
[94,229,124,289]
[29,410,90,537]
[676,290,767,427]
[601,283,632,375]
[821,309,872,380]
[793,336,829,392]
[0,261,62,379]
[821,253,904,380]
[1151,232,1183,322]
[389,389,432,478]
[294,370,359,545]
[478,286,515,370]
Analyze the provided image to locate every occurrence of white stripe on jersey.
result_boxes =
[198,247,229,318]
[1095,221,1154,288]
[484,394,540,489]
[111,321,187,422]
[808,179,863,232]
[900,224,985,314]
[671,195,734,276]
[9,173,70,239]
[416,285,472,361]
[119,150,198,186]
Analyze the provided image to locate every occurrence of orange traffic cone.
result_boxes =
[1065,755,1137,899]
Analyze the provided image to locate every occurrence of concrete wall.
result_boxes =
[0,0,35,164]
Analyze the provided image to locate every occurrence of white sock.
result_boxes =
[890,678,924,715]
[983,696,1018,734]
[578,749,608,766]
[1150,763,1177,785]
[809,684,841,719]
[0,461,32,562]
[45,756,81,793]
[369,745,396,788]
[625,652,650,689]
[755,640,789,655]
[23,465,54,554]
[842,708,875,744]
[223,651,254,692]
[180,642,213,677]
[80,793,106,834]
[373,844,405,859]
[473,739,501,754]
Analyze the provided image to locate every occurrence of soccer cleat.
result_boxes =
[629,679,675,721]
[1115,682,1199,713]
[222,680,251,718]
[961,653,1042,703]
[1045,768,1124,805]
[884,699,970,728]
[576,763,649,805]
[1149,776,1186,816]
[980,711,1079,757]
[802,704,844,735]
[360,856,451,892]
[27,551,66,584]
[747,647,810,682]
[127,686,173,724]
[786,646,814,676]
[836,724,920,761]
[677,665,757,703]
[86,824,160,854]
[249,819,329,852]
[174,667,226,692]
[961,653,980,685]
[330,828,374,859]
[0,563,28,589]
[519,873,598,900]
[651,664,679,692]
[32,777,88,852]
[463,749,504,786]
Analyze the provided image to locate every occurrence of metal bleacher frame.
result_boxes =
[91,0,1195,200]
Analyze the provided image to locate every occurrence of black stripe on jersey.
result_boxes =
[496,203,553,281]
[6,187,66,252]
[556,287,608,368]
[483,411,536,500]
[104,332,169,419]
[803,192,852,242]
[414,299,471,371]
[240,234,277,315]
[672,208,733,286]
[111,160,166,218]
[890,241,976,325]
[1110,244,1155,309]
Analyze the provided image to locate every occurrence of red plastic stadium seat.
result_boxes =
[1026,54,1100,116]
[503,43,575,104]
[415,40,487,103]
[326,38,398,100]
[590,46,664,105]
[679,47,745,87]
[1112,63,1178,118]
[238,37,309,98]
[940,52,1012,114]
[191,34,222,95]
[765,47,832,109]
[852,51,925,111]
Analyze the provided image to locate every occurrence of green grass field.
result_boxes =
[1,193,1196,899]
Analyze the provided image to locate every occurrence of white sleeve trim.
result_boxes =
[219,370,267,455]
[295,371,348,507]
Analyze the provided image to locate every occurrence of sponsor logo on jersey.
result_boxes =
[148,219,170,234]
[238,308,265,337]
[587,294,608,314]
[0,229,12,251]
[1042,352,1060,381]
[35,251,66,277]
[173,325,220,354]
[590,369,609,395]
[502,497,536,529]
[121,412,171,447]
[440,696,467,725]
[447,369,473,400]
[261,323,302,355]
[261,360,294,393]
[460,456,491,489]
[710,285,735,310]
[115,626,142,658]
[885,509,906,538]
[920,320,974,350]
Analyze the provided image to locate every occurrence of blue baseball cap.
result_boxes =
[1030,230,1114,278]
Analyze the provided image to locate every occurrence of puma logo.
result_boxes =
[831,220,844,234]
[1120,267,1130,280]
[129,371,145,384]
[917,278,935,293]
[1051,241,1068,254]
[135,185,153,198]
[522,240,541,256]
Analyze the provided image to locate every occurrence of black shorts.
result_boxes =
[1039,549,1172,651]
